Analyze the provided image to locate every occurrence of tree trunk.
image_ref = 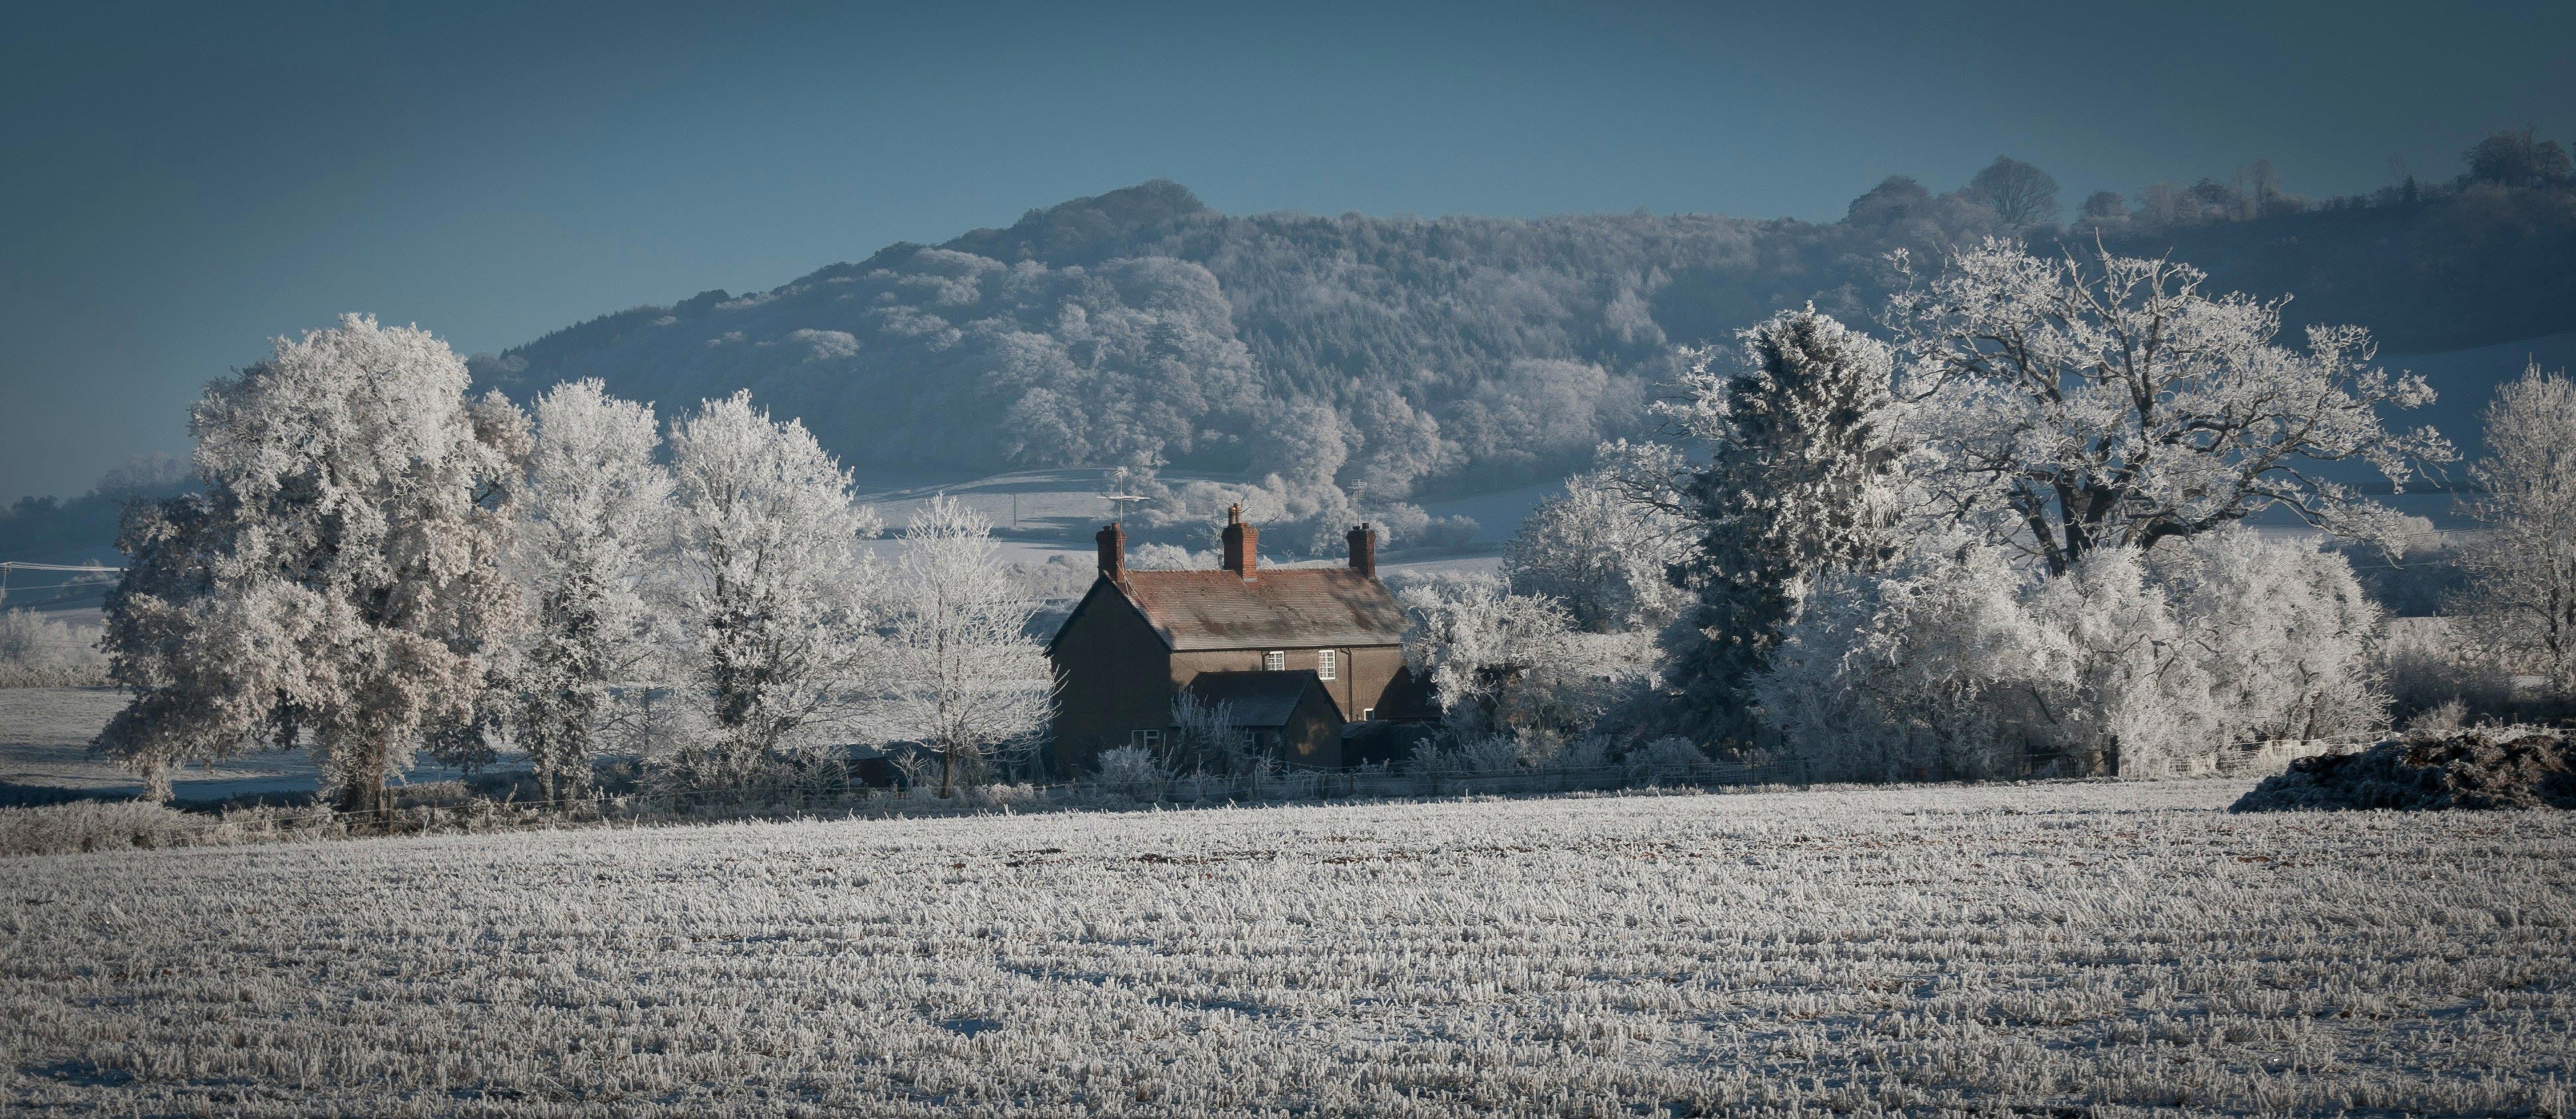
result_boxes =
[337,776,387,821]
[939,747,955,799]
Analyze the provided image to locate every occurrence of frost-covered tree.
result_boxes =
[879,496,1052,797]
[1658,308,1903,741]
[1129,542,1214,571]
[1503,442,1691,633]
[2150,529,2385,755]
[95,315,527,809]
[1401,575,1649,741]
[2021,543,2209,774]
[1888,239,2452,573]
[513,380,671,799]
[2455,362,2576,691]
[1758,535,2061,782]
[1760,527,2384,781]
[661,392,883,786]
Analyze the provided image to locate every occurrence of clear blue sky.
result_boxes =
[3,0,2569,501]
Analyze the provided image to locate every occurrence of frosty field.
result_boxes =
[3,779,2571,1116]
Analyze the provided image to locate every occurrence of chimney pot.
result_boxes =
[1095,522,1126,582]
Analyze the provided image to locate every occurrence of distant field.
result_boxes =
[853,466,1510,575]
[0,688,507,802]
[3,779,2568,1115]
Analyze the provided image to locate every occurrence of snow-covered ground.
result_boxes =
[3,778,2567,1115]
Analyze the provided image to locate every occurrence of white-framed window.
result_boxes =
[1263,650,1285,671]
[1316,649,1336,681]
[1361,707,1375,720]
[1130,728,1163,751]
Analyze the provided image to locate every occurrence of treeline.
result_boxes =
[1400,236,2560,782]
[93,317,1052,812]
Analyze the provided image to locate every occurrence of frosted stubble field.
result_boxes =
[3,779,2571,1115]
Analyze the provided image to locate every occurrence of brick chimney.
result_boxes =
[1220,504,1258,579]
[1095,522,1125,582]
[1346,523,1377,577]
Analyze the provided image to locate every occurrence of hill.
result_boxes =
[12,170,2571,566]
[471,174,2576,551]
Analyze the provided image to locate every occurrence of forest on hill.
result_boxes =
[468,141,2576,551]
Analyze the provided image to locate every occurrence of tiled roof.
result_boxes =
[1113,568,1409,651]
[1185,670,1340,727]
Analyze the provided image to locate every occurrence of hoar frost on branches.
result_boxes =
[1168,690,1251,776]
[659,392,883,786]
[513,380,671,799]
[1503,441,1691,635]
[879,495,1053,797]
[1761,527,2384,780]
[1888,239,2453,573]
[96,315,528,809]
[1400,576,1653,749]
[2453,362,2576,693]
[1724,240,2432,779]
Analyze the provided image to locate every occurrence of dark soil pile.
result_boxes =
[2231,726,2576,812]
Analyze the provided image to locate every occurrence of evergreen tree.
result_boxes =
[1658,309,1900,747]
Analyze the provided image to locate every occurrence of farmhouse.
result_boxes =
[1046,506,1423,775]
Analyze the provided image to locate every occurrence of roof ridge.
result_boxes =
[1095,564,1409,652]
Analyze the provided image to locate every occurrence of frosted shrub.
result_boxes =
[0,801,211,856]
[2025,545,2209,776]
[2384,617,2512,719]
[966,782,1039,811]
[1401,576,1654,742]
[1457,734,1521,774]
[1760,538,2062,782]
[1404,738,1461,777]
[0,610,108,688]
[2148,529,2388,761]
[1093,745,1166,800]
[1625,735,1711,782]
[0,800,331,857]
[1762,529,2389,780]
[2404,698,2469,733]
[1169,692,1245,775]
[1558,733,1612,771]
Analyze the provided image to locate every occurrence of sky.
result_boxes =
[2,0,2570,502]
